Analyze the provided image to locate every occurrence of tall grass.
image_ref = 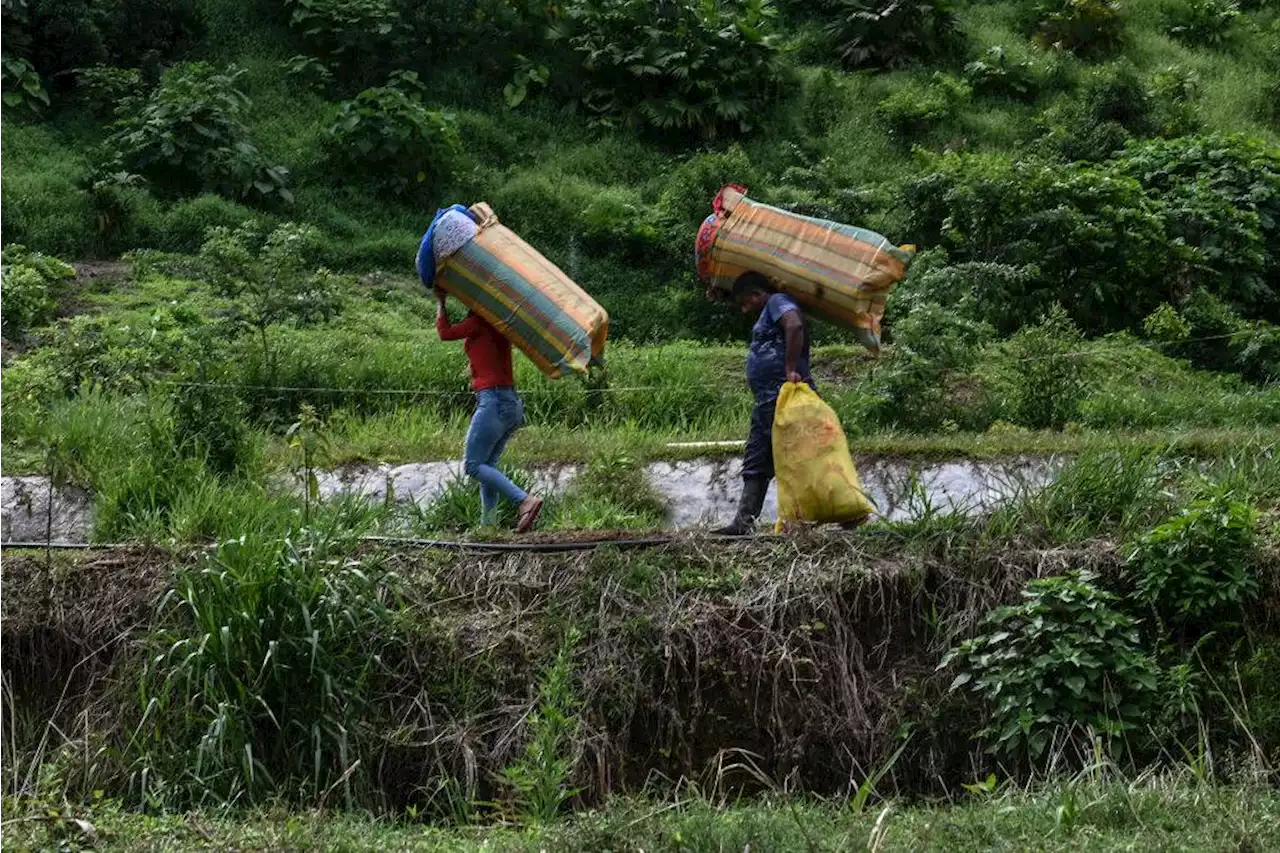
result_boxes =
[988,447,1174,542]
[130,503,400,807]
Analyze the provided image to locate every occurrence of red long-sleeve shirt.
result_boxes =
[436,311,515,391]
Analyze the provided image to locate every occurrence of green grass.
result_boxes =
[4,779,1279,852]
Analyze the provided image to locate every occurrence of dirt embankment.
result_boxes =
[1,532,1149,801]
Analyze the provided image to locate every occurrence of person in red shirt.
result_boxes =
[436,288,544,532]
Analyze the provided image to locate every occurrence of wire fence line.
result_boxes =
[142,328,1270,400]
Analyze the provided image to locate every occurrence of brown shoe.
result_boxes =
[516,496,544,533]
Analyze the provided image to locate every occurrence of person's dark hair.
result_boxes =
[732,271,772,301]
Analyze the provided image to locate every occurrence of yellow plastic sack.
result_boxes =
[772,382,872,528]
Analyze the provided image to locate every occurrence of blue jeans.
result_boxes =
[464,388,528,522]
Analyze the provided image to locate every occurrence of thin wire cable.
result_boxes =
[142,328,1271,398]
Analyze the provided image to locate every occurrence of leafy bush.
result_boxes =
[3,0,203,82]
[1163,0,1239,47]
[1110,135,1280,320]
[1033,0,1126,58]
[1,56,49,115]
[17,303,216,399]
[1147,66,1201,138]
[82,168,162,255]
[285,0,408,88]
[894,252,1044,335]
[964,46,1039,101]
[160,194,264,253]
[71,65,144,119]
[942,572,1161,758]
[198,222,344,381]
[108,63,293,205]
[903,152,1175,331]
[1127,486,1258,623]
[823,0,963,70]
[1146,289,1245,374]
[0,244,74,342]
[132,527,401,805]
[875,73,970,142]
[1006,305,1087,430]
[875,302,995,431]
[551,0,785,139]
[655,145,760,234]
[326,73,461,200]
[1037,62,1156,163]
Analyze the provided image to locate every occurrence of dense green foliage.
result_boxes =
[943,572,1161,759]
[0,244,74,341]
[1127,485,1258,622]
[3,0,1277,347]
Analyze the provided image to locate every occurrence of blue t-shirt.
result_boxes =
[747,293,812,402]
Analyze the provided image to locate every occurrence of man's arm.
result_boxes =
[435,288,480,341]
[780,310,805,383]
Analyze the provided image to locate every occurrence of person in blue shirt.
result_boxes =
[715,271,814,536]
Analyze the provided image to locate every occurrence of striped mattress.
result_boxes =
[698,185,914,353]
[432,203,608,379]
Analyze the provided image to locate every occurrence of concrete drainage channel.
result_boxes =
[1,456,1062,544]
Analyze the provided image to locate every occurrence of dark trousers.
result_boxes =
[742,398,777,481]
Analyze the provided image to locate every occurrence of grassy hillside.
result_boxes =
[3,0,1279,341]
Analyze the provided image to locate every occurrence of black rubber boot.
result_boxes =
[713,477,769,536]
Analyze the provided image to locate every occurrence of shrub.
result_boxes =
[70,65,144,119]
[1163,0,1239,47]
[942,572,1161,759]
[169,375,252,476]
[1127,486,1258,624]
[285,0,408,89]
[198,222,344,381]
[655,145,760,235]
[108,63,293,205]
[551,0,785,139]
[895,253,1043,335]
[1151,289,1245,374]
[902,152,1175,332]
[1110,135,1280,320]
[1148,66,1201,138]
[160,194,264,253]
[0,244,74,342]
[875,73,971,142]
[326,73,461,200]
[1,56,49,116]
[1006,305,1087,430]
[1037,62,1156,163]
[82,168,164,255]
[3,0,203,82]
[132,527,402,805]
[823,0,963,70]
[875,302,995,431]
[18,304,215,397]
[964,46,1039,102]
[1033,0,1126,58]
